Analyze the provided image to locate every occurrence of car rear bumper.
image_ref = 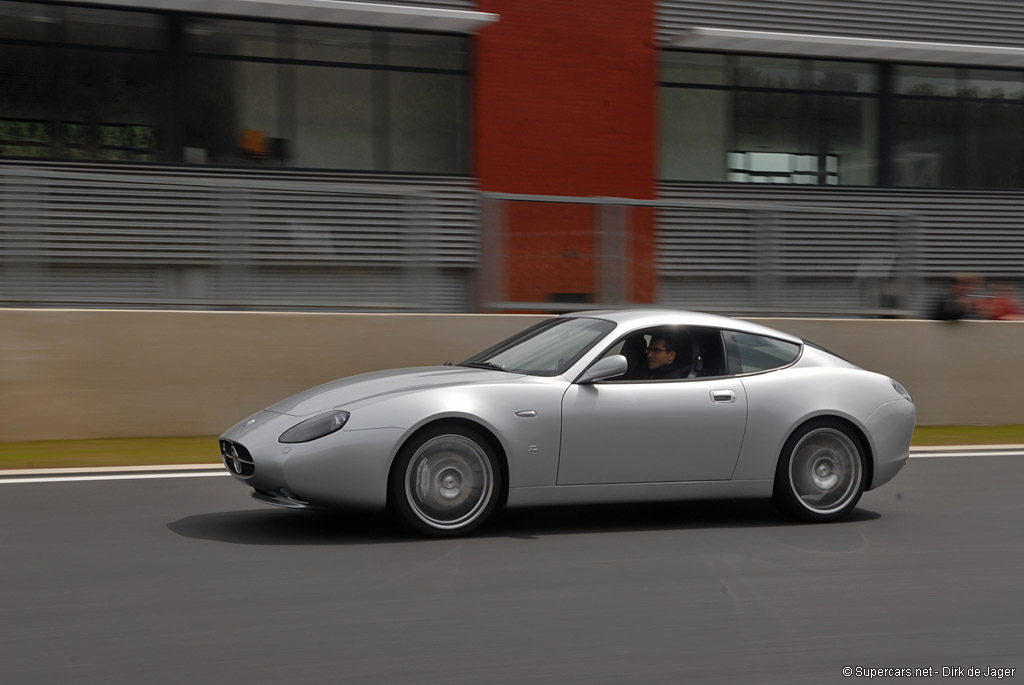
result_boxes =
[865,399,916,490]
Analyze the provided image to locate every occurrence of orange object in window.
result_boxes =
[240,129,268,157]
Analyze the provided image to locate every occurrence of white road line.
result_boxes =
[0,471,232,485]
[910,444,1024,452]
[0,464,224,477]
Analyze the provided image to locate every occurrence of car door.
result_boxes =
[557,377,748,485]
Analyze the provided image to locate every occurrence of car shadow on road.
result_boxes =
[489,500,880,538]
[168,500,881,546]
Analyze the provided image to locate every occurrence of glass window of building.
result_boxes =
[293,25,375,63]
[736,56,802,89]
[181,19,469,171]
[661,51,1024,189]
[0,6,471,174]
[660,51,729,85]
[893,65,1024,188]
[64,6,165,50]
[0,4,166,162]
[389,72,467,172]
[0,1,60,41]
[293,65,375,169]
[62,50,165,161]
[894,66,958,96]
[660,52,878,186]
[184,55,286,165]
[809,61,877,93]
[963,69,1024,100]
[0,45,55,158]
[185,18,279,57]
[387,32,468,70]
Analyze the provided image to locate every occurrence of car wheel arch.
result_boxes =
[385,417,510,511]
[773,414,875,503]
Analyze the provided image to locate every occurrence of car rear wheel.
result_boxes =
[773,419,866,522]
[389,425,502,537]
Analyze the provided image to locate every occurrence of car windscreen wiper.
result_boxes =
[461,361,508,372]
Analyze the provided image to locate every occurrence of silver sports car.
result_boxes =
[220,310,915,536]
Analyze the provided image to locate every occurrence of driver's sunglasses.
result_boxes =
[646,346,669,354]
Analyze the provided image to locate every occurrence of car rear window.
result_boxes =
[724,331,801,374]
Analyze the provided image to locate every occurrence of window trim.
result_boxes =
[667,27,1024,70]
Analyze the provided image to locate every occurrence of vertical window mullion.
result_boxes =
[279,23,295,166]
[461,38,471,173]
[726,54,737,173]
[373,32,389,171]
[799,60,814,184]
[166,13,184,163]
[956,67,969,187]
[51,4,68,156]
[877,63,892,187]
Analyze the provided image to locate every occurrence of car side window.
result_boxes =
[597,333,649,381]
[595,326,728,381]
[600,340,626,358]
[723,331,801,374]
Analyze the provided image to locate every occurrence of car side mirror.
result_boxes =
[578,354,628,384]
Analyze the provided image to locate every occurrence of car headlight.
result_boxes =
[890,378,913,403]
[278,410,350,444]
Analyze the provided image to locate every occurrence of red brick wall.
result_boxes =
[475,0,658,305]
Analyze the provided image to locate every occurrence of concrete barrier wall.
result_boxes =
[1,309,1021,442]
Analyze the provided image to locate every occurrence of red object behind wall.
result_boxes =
[475,1,658,305]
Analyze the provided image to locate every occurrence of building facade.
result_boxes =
[2,0,1023,314]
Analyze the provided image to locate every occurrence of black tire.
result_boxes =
[389,424,502,537]
[772,418,866,522]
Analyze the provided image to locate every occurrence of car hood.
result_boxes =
[264,366,523,417]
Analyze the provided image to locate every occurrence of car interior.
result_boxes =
[603,326,727,381]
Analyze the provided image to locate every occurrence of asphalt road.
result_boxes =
[2,454,1022,684]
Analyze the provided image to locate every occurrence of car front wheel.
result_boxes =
[389,425,502,537]
[773,419,866,522]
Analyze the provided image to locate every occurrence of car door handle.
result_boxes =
[710,389,736,403]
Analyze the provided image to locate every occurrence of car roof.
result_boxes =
[562,308,802,344]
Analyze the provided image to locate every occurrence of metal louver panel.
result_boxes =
[0,161,478,312]
[659,207,756,277]
[658,182,1024,315]
[657,1,1024,47]
[655,200,911,314]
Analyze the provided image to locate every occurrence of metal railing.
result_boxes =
[1,166,966,316]
[480,191,920,317]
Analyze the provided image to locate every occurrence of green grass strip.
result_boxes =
[0,436,221,470]
[0,426,1022,471]
[909,425,1024,446]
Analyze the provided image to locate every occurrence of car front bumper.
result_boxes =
[220,411,404,511]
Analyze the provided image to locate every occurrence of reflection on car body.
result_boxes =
[220,309,916,537]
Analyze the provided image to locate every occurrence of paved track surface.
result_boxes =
[2,454,1022,684]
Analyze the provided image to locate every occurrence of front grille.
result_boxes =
[220,439,255,478]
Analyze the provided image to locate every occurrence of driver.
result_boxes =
[645,333,682,379]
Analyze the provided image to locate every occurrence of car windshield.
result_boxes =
[460,317,615,376]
